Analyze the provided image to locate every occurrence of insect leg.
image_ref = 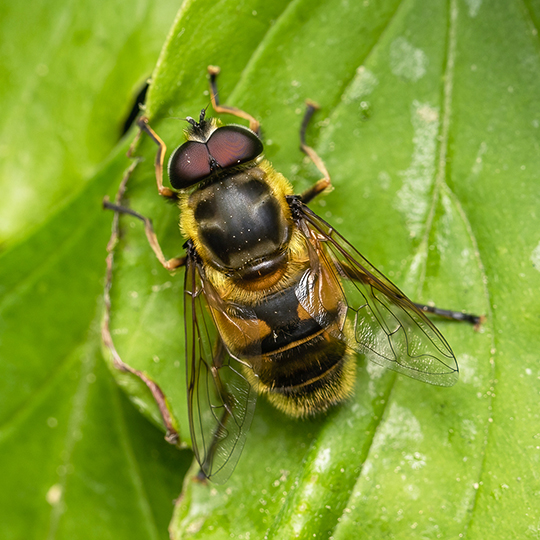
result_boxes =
[207,65,261,135]
[413,302,485,328]
[103,199,186,271]
[298,101,332,204]
[136,117,179,200]
[336,258,484,328]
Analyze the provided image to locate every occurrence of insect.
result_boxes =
[104,66,482,484]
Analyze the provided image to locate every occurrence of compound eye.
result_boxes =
[168,140,211,189]
[207,125,263,169]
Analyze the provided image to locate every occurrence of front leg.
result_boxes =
[137,116,179,200]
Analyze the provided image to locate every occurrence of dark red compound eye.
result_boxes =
[206,125,263,169]
[168,141,212,189]
[168,125,263,190]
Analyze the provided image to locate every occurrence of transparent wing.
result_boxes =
[184,246,258,484]
[294,201,458,386]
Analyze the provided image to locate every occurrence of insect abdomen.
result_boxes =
[212,271,356,418]
[258,331,356,418]
[254,285,355,417]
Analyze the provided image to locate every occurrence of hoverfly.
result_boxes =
[104,66,481,484]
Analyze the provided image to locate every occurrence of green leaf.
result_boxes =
[0,0,179,245]
[4,0,540,538]
[0,1,190,539]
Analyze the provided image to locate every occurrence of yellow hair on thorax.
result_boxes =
[176,158,302,303]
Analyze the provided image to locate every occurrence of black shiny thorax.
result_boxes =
[186,166,292,276]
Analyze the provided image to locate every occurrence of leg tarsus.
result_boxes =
[298,100,332,204]
[207,65,261,135]
[335,257,484,330]
[413,302,485,329]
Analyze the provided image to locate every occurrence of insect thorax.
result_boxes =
[180,160,294,277]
